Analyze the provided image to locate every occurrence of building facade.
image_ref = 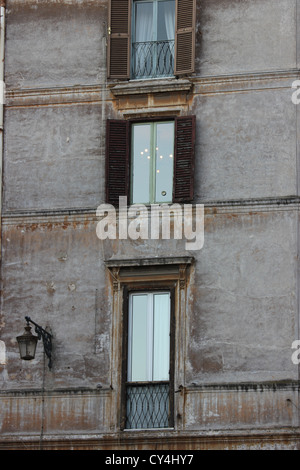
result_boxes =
[0,0,300,450]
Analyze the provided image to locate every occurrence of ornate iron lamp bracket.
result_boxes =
[25,316,53,370]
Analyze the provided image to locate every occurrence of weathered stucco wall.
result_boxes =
[5,1,107,89]
[196,0,296,76]
[0,0,300,450]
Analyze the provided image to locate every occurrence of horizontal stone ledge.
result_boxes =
[2,197,300,224]
[5,69,298,108]
[105,256,194,268]
[0,386,112,397]
[1,428,300,450]
[184,380,300,393]
[109,78,192,97]
[5,84,106,108]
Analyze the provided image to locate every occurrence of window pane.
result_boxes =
[135,2,153,42]
[155,122,174,203]
[130,294,149,382]
[132,124,151,204]
[157,0,175,41]
[132,0,175,78]
[153,293,170,381]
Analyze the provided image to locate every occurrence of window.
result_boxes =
[132,0,175,79]
[107,0,196,79]
[105,257,193,432]
[106,116,196,206]
[124,290,174,429]
[131,121,174,204]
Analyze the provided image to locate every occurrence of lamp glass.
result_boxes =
[17,325,38,361]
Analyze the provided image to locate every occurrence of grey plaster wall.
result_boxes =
[5,1,107,89]
[1,216,111,390]
[1,0,300,447]
[194,86,297,202]
[196,0,297,76]
[1,205,297,389]
[186,208,298,385]
[3,104,105,212]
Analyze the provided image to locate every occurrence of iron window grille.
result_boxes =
[126,381,170,429]
[132,39,175,79]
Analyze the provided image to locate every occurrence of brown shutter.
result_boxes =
[108,0,131,79]
[173,116,196,202]
[106,120,130,205]
[174,0,196,75]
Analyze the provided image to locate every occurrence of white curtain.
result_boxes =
[135,2,153,42]
[129,292,170,382]
[135,3,153,76]
[157,0,175,72]
[153,293,170,381]
[163,1,175,41]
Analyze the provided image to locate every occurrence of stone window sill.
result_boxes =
[109,78,192,97]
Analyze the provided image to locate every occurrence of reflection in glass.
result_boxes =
[128,292,170,382]
[131,121,174,204]
[130,294,149,382]
[132,124,151,204]
[153,293,170,381]
[155,122,174,203]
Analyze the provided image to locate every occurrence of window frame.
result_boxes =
[130,119,175,205]
[127,290,171,382]
[105,256,194,432]
[121,284,176,430]
[105,115,196,206]
[131,0,176,79]
[107,0,196,80]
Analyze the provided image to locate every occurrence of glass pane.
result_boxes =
[130,294,149,382]
[135,2,153,42]
[153,293,170,381]
[132,124,151,204]
[157,0,175,41]
[155,122,174,203]
[133,2,154,78]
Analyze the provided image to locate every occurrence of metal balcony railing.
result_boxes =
[132,40,175,79]
[126,382,170,429]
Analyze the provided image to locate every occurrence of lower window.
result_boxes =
[124,291,174,429]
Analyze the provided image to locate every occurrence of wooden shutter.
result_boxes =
[174,0,196,75]
[108,0,131,79]
[173,116,196,202]
[106,120,130,205]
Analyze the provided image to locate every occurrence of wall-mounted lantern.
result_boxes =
[16,316,52,370]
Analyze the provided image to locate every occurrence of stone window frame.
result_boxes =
[105,256,194,432]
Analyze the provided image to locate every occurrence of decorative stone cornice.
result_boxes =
[109,78,193,97]
[5,84,105,108]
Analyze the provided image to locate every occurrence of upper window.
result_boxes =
[132,0,175,79]
[105,116,196,206]
[108,0,196,80]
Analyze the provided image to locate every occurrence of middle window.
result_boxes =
[131,120,174,204]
